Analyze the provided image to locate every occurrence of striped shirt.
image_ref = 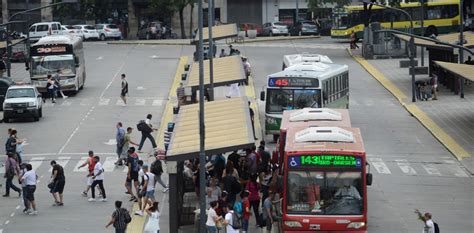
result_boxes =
[112,208,129,230]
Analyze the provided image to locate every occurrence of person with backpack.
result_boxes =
[224,203,240,233]
[137,114,158,153]
[415,209,439,233]
[106,200,131,233]
[150,159,168,193]
[115,122,126,166]
[126,147,141,202]
[3,153,21,197]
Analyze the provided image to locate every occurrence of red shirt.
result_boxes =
[87,156,96,172]
[243,199,251,220]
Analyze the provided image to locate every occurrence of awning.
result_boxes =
[394,31,474,50]
[433,61,474,82]
[186,55,246,88]
[166,97,255,161]
[192,24,238,43]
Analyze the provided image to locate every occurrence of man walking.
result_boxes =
[126,147,140,202]
[77,150,96,197]
[3,153,21,197]
[106,200,131,233]
[19,163,29,213]
[137,114,158,153]
[248,101,257,140]
[20,164,37,215]
[135,164,156,216]
[89,156,106,202]
[49,160,66,206]
[115,122,126,166]
[416,209,437,233]
[120,74,128,105]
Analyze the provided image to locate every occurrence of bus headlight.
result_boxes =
[284,221,303,228]
[347,222,365,229]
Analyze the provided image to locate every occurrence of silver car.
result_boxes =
[262,22,289,36]
[95,24,122,41]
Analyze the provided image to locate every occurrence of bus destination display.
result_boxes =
[268,77,319,88]
[288,155,362,168]
[31,45,72,56]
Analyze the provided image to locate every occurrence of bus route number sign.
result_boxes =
[268,77,319,87]
[289,155,362,168]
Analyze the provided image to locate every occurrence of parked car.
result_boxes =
[262,22,289,36]
[29,22,63,42]
[465,14,474,31]
[137,22,162,40]
[74,25,99,40]
[95,24,122,41]
[3,84,43,122]
[289,20,319,36]
[62,25,81,36]
[239,23,263,37]
[0,77,14,110]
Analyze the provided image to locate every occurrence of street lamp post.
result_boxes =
[420,0,425,67]
[364,1,416,102]
[459,0,464,98]
[208,0,214,101]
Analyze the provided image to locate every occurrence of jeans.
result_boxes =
[206,225,217,233]
[47,89,56,100]
[156,174,167,189]
[5,176,20,195]
[242,219,249,231]
[250,199,261,226]
[138,133,157,151]
[91,180,106,198]
[22,186,28,208]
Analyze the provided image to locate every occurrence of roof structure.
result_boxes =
[280,108,351,132]
[186,55,246,88]
[192,24,238,43]
[434,61,474,82]
[394,31,474,50]
[166,97,255,161]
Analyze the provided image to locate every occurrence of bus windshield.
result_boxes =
[267,89,321,113]
[286,170,363,215]
[31,55,75,76]
[332,13,349,29]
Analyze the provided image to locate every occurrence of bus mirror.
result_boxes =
[74,56,79,67]
[260,91,265,101]
[366,173,373,186]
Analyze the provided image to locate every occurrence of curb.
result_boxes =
[245,75,263,141]
[348,48,470,161]
[232,35,321,45]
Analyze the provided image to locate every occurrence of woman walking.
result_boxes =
[246,174,262,227]
[206,201,222,233]
[144,201,161,233]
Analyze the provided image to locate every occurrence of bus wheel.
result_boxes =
[425,26,438,37]
[273,134,279,142]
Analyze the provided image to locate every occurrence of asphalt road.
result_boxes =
[0,39,472,233]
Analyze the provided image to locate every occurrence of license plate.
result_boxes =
[17,110,24,113]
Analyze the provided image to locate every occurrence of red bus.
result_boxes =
[277,124,372,232]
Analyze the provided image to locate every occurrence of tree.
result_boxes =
[150,0,194,39]
[307,0,352,12]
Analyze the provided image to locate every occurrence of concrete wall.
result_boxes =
[2,0,8,23]
[40,0,53,22]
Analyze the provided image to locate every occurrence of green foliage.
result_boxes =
[306,0,352,11]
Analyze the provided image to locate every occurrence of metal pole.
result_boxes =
[208,0,214,101]
[460,0,464,98]
[296,0,299,23]
[6,24,11,77]
[197,0,207,232]
[420,0,424,67]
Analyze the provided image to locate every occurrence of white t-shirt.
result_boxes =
[145,118,151,125]
[206,208,218,227]
[144,172,156,192]
[424,219,435,233]
[138,168,144,184]
[225,211,239,233]
[23,170,37,185]
[93,162,104,180]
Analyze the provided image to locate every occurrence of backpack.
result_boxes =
[233,201,242,216]
[150,160,163,176]
[5,137,15,153]
[122,208,132,224]
[434,222,440,233]
[137,120,152,134]
[231,211,242,229]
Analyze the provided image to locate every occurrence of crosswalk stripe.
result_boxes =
[116,99,125,106]
[135,98,146,106]
[421,163,441,176]
[452,167,469,177]
[48,156,71,172]
[29,157,45,171]
[152,99,163,106]
[73,157,89,172]
[103,157,117,172]
[99,98,110,106]
[368,158,391,174]
[61,100,72,106]
[395,159,417,175]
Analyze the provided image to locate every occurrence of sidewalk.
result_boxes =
[350,49,474,175]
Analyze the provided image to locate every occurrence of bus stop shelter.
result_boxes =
[192,23,238,43]
[185,55,246,101]
[165,97,255,232]
[433,61,474,97]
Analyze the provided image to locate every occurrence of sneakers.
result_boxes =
[28,210,38,216]
[129,196,137,202]
[163,187,169,193]
[101,198,107,202]
[62,96,68,99]
[81,191,87,197]
[134,210,144,216]
[88,198,96,202]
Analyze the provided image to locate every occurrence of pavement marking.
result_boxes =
[96,56,103,60]
[15,205,20,210]
[104,139,117,146]
[152,99,163,106]
[137,86,145,90]
[9,213,14,217]
[368,158,392,174]
[5,221,9,225]
[350,49,471,161]
[28,157,45,171]
[61,100,72,106]
[99,98,110,106]
[443,160,456,164]
[103,157,117,172]
[421,163,441,176]
[79,99,90,106]
[116,99,126,106]
[48,156,71,172]
[73,157,89,172]
[134,98,146,106]
[395,159,417,175]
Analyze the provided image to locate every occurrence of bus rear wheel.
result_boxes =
[425,26,438,37]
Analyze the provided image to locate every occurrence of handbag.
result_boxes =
[47,181,55,189]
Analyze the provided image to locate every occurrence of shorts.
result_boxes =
[206,225,217,233]
[137,188,144,198]
[145,190,155,199]
[126,171,139,182]
[26,185,36,201]
[50,180,65,194]
[120,90,127,97]
[87,176,93,186]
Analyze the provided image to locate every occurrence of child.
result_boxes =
[242,190,251,233]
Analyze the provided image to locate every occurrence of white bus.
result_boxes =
[29,35,85,93]
[260,62,349,141]
[282,53,333,70]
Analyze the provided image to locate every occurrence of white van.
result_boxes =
[29,22,63,42]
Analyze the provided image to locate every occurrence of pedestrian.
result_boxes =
[248,101,257,140]
[20,163,37,215]
[431,74,439,100]
[176,82,185,107]
[136,164,156,216]
[0,57,6,77]
[219,48,226,58]
[77,150,97,197]
[206,177,221,209]
[120,74,129,105]
[246,146,258,176]
[224,203,239,233]
[242,57,251,85]
[89,155,106,202]
[49,160,65,206]
[241,190,251,233]
[19,163,29,213]
[226,83,241,98]
[12,130,25,164]
[221,160,239,179]
[3,153,21,197]
[115,122,126,166]
[350,31,359,49]
[150,159,169,193]
[257,142,271,180]
[415,209,438,233]
[246,174,262,227]
[121,127,139,165]
[137,114,158,153]
[144,201,161,233]
[53,70,68,99]
[126,147,140,202]
[5,129,22,163]
[134,160,144,211]
[222,164,241,205]
[46,75,57,103]
[106,200,131,233]
[227,150,241,172]
[206,200,223,233]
